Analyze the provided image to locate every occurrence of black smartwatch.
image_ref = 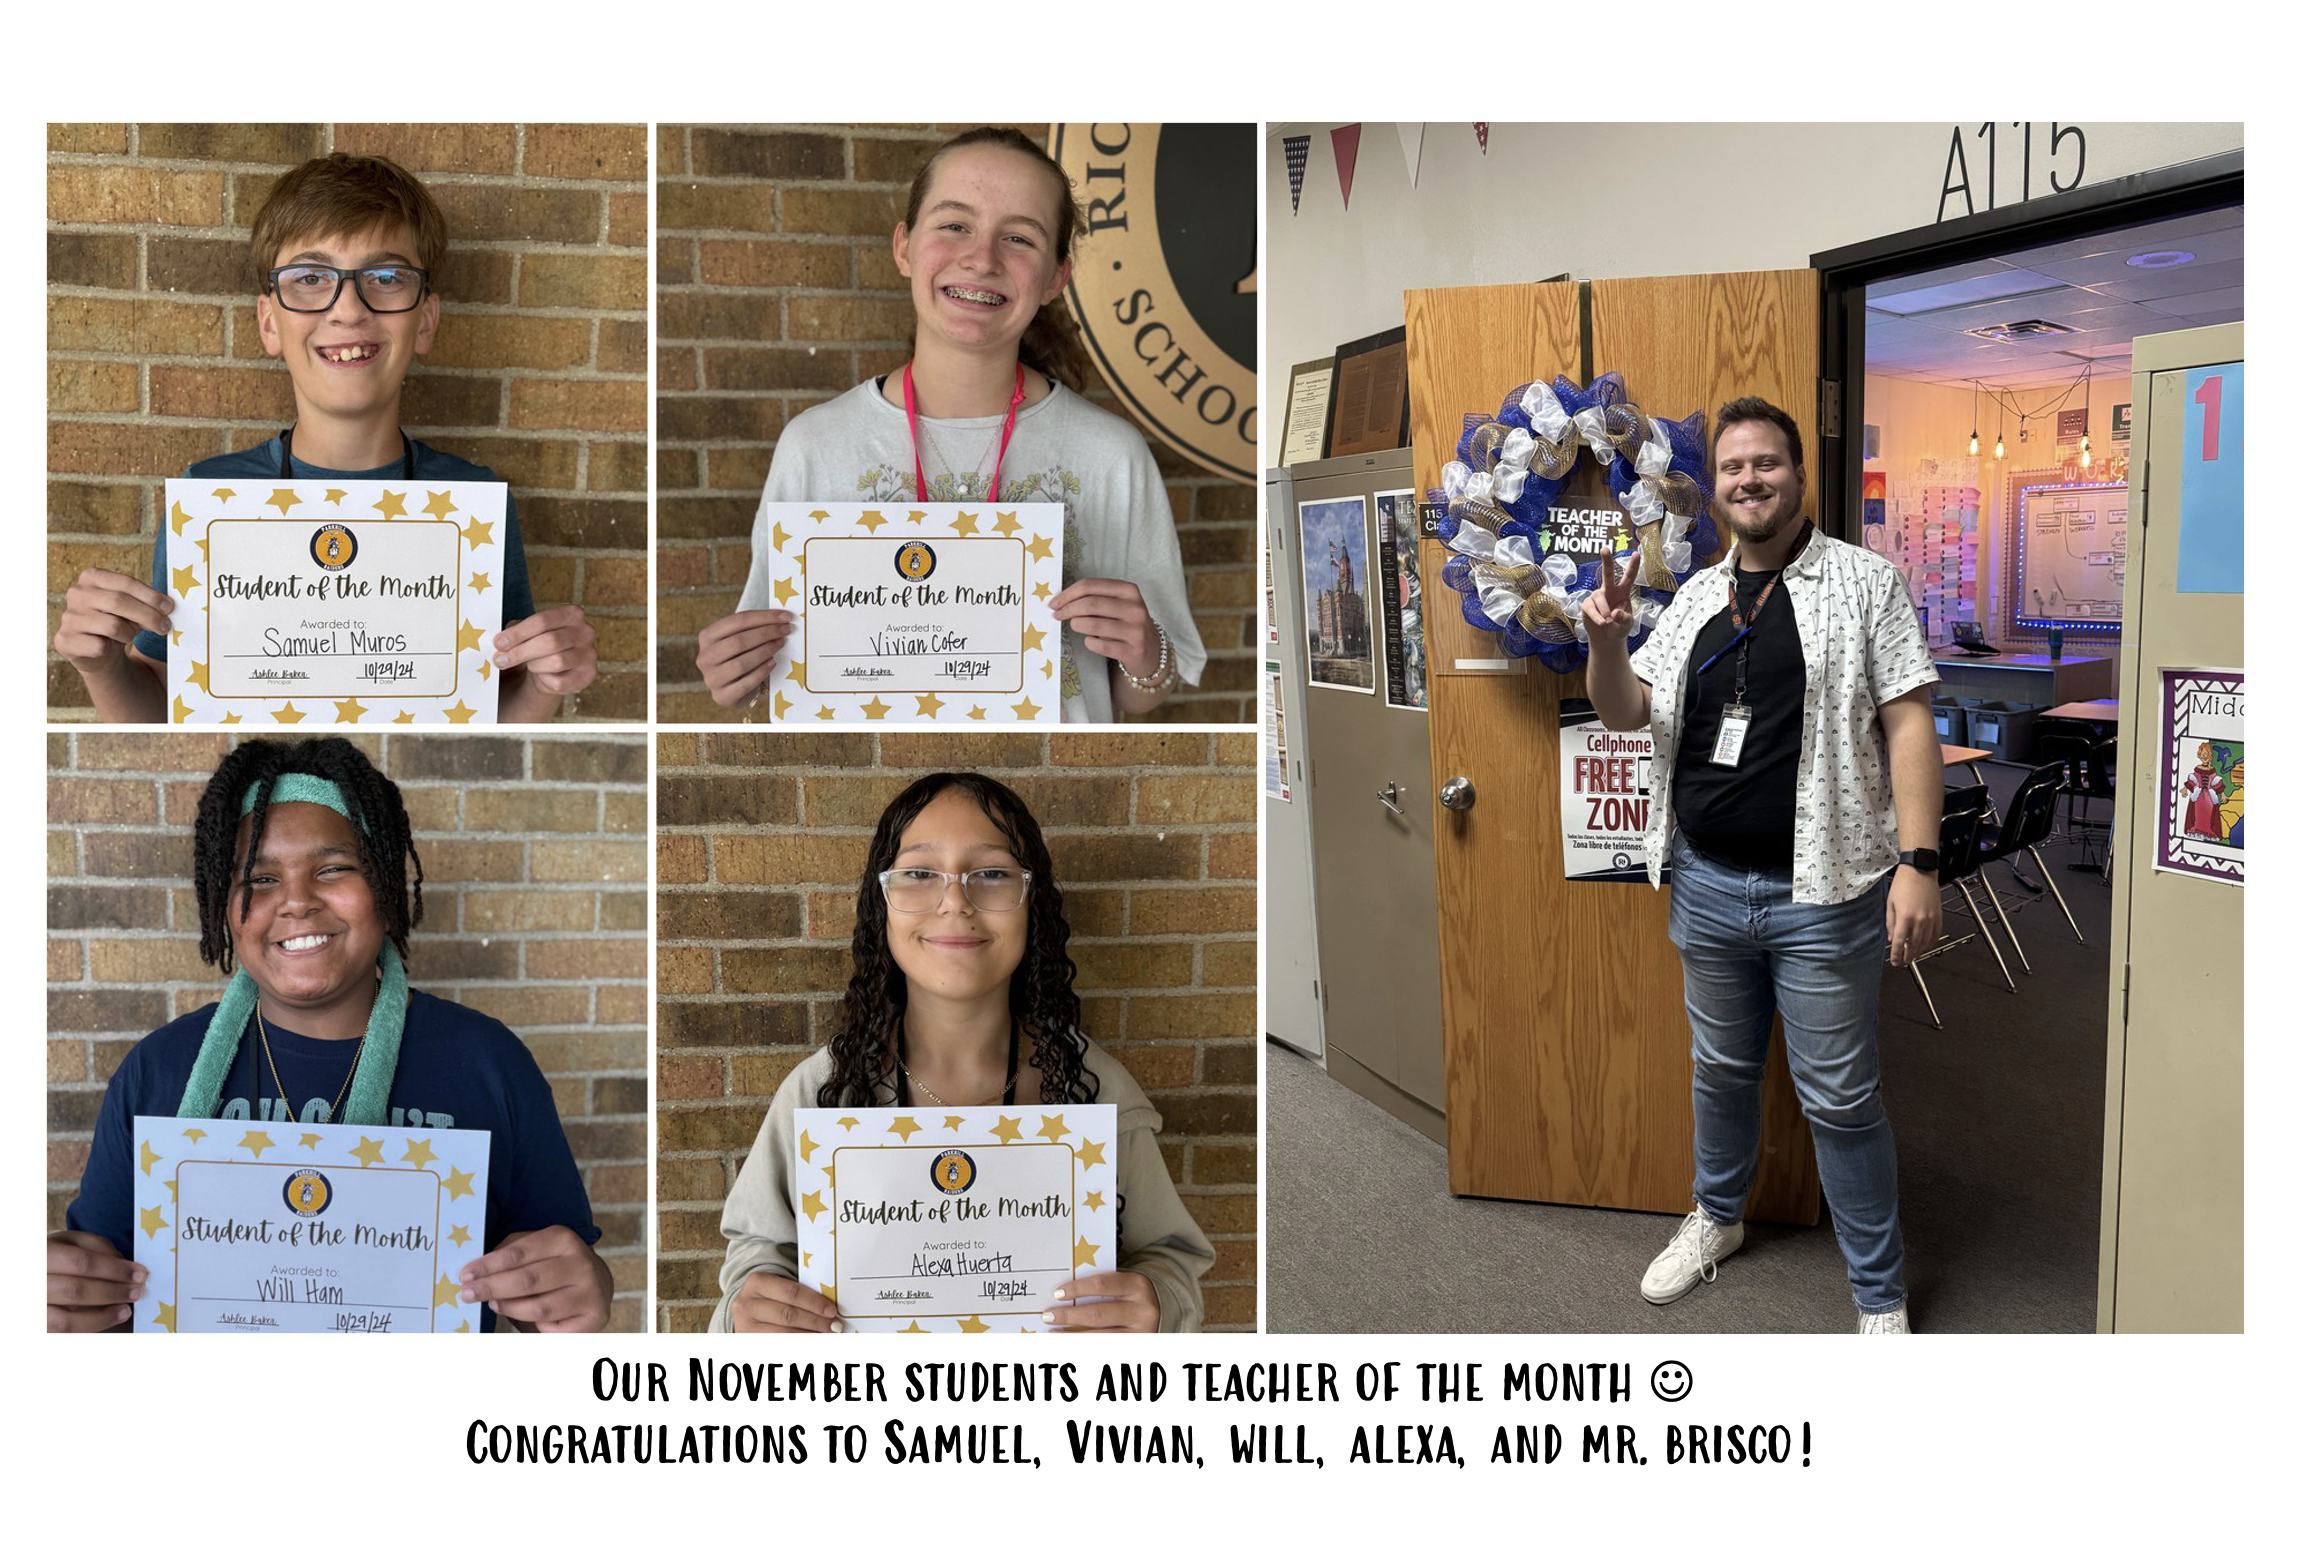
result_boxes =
[1897,848,1940,875]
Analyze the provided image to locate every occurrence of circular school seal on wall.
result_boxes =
[929,1149,978,1195]
[893,540,938,583]
[1053,123,1257,483]
[282,1168,333,1217]
[310,523,358,571]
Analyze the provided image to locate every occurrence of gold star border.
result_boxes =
[764,505,1063,725]
[162,479,507,724]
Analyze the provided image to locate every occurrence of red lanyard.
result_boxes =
[904,363,1026,502]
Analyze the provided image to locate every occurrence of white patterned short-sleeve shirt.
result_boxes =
[1631,528,1938,905]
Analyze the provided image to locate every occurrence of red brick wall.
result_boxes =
[654,730,1258,1330]
[46,732,651,1330]
[47,124,648,721]
[653,124,1257,725]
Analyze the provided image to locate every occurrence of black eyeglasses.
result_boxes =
[265,264,431,314]
[877,867,1033,913]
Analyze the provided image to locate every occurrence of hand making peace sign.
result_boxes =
[1579,514,1644,648]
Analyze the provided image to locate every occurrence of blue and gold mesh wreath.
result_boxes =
[1431,372,1717,674]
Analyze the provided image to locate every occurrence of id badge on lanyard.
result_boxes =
[1700,549,1795,771]
[1711,703,1753,767]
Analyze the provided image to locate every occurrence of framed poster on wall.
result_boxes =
[1297,495,1376,693]
[1372,489,1425,709]
[1280,358,1335,466]
[1324,327,1409,457]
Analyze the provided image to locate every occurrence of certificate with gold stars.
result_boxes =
[163,478,507,725]
[130,1116,491,1334]
[761,502,1062,724]
[792,1103,1117,1332]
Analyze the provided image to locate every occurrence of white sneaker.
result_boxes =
[1641,1210,1744,1304]
[1857,1306,1911,1334]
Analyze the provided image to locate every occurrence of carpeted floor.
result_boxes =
[1267,760,2116,1334]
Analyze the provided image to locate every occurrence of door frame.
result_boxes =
[1810,148,2243,539]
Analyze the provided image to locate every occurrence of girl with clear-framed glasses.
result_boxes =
[708,771,1212,1332]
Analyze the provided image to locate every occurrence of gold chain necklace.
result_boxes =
[897,1057,1018,1107]
[255,1013,364,1123]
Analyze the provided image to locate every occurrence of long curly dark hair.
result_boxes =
[818,772,1097,1108]
[899,127,1094,394]
[192,736,423,974]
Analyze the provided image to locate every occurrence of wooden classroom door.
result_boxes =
[1406,271,1822,1221]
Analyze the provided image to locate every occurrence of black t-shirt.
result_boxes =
[1671,558,1807,869]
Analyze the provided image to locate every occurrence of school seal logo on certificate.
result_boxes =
[759,502,1062,724]
[130,1116,491,1334]
[163,478,508,725]
[792,1102,1118,1332]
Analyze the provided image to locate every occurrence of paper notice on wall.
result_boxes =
[1559,698,1658,881]
[2157,667,2242,885]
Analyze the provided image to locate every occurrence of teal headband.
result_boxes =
[240,771,361,828]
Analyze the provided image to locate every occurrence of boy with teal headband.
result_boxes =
[51,151,598,723]
[46,736,610,1331]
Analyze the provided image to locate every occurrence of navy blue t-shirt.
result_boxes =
[67,988,596,1327]
[134,437,535,660]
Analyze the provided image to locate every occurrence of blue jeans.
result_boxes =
[1666,832,1906,1312]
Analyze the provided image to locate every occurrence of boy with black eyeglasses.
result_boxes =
[53,152,596,723]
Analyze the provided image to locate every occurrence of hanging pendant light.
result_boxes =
[2079,366,2093,469]
[1968,378,1980,456]
[1994,389,2005,460]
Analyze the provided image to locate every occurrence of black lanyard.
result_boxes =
[277,425,417,481]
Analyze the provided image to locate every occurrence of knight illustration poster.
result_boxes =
[1374,490,1425,709]
[2157,666,2243,885]
[1298,495,1375,692]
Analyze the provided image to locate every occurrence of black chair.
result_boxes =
[2071,733,2116,880]
[1907,782,2017,1028]
[1973,761,2084,971]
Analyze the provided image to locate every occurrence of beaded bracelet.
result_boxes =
[1117,623,1177,694]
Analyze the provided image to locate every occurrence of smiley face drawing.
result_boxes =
[1650,1361,1693,1402]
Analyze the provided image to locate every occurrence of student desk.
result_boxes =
[1930,651,2116,708]
[1940,743,1993,787]
[2041,698,2119,729]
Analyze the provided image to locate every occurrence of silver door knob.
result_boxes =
[1439,776,1475,810]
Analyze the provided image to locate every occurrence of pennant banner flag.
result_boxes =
[1474,123,1489,153]
[1331,124,1362,210]
[1397,123,1425,188]
[1284,134,1310,214]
